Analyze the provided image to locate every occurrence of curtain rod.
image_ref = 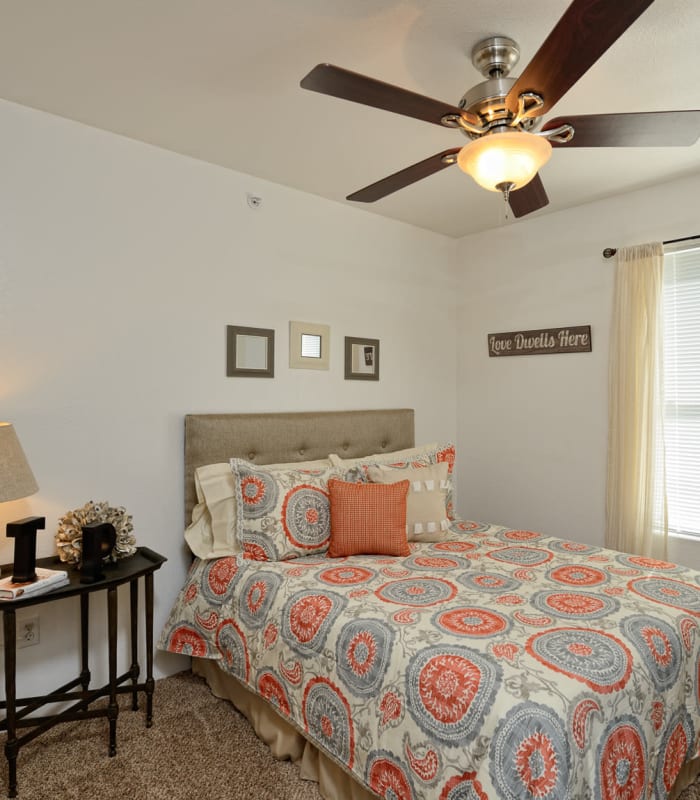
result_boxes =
[603,234,700,258]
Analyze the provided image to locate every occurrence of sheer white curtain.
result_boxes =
[606,242,668,558]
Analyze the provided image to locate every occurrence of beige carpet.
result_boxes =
[0,669,698,800]
[0,670,323,800]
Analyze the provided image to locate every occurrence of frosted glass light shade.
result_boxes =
[0,423,39,503]
[457,131,552,192]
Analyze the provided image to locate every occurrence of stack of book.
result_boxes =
[0,567,69,600]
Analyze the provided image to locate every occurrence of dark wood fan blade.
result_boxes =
[301,64,480,128]
[506,0,655,117]
[508,174,549,218]
[347,149,460,202]
[543,111,700,147]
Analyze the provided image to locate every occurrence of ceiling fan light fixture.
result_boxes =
[456,130,552,192]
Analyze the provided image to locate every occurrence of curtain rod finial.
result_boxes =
[603,248,617,259]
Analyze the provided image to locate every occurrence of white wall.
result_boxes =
[455,172,700,569]
[0,98,459,689]
[3,92,698,698]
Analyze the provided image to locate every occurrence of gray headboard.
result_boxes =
[184,409,415,522]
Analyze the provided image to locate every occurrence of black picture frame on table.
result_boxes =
[344,336,380,381]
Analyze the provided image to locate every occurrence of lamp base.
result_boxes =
[6,516,45,583]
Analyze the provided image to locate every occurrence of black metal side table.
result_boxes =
[0,546,166,798]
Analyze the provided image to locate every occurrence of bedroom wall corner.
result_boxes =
[454,172,700,569]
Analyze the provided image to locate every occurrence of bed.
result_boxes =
[159,409,700,800]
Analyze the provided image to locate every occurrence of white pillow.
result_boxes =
[329,442,439,469]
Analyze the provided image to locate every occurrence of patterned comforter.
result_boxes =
[159,520,700,800]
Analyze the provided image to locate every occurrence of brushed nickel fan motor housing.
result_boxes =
[471,36,520,78]
[458,36,537,138]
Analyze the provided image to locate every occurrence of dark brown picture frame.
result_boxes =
[344,336,380,381]
[226,325,275,378]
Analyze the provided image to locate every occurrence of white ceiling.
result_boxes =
[1,0,698,238]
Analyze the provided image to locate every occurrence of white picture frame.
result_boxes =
[289,321,330,370]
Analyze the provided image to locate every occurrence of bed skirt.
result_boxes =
[192,657,379,800]
[192,657,700,800]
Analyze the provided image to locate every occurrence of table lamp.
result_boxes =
[0,422,44,582]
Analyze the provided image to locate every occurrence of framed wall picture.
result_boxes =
[226,325,275,377]
[345,336,380,381]
[289,321,330,370]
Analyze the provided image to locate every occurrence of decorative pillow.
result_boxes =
[184,458,332,559]
[330,442,457,519]
[328,442,438,470]
[231,460,340,561]
[327,478,410,558]
[367,462,450,542]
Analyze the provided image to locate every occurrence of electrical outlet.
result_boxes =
[17,616,39,649]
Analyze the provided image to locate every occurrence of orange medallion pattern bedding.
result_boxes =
[159,520,700,800]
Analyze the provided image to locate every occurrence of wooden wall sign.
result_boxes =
[488,325,592,357]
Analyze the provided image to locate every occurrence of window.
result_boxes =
[660,243,700,537]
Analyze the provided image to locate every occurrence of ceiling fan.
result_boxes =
[300,0,700,218]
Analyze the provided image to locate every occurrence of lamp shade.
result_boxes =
[457,130,552,192]
[0,423,39,503]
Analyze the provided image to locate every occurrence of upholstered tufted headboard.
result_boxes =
[184,409,415,523]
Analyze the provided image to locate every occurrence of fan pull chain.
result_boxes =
[497,181,514,223]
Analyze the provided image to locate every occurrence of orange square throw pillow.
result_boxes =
[327,478,410,557]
